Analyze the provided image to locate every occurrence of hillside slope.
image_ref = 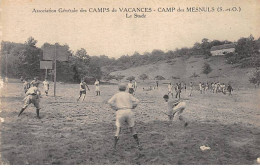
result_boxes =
[109,55,255,87]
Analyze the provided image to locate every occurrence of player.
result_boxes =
[227,84,233,96]
[168,83,173,97]
[199,82,202,94]
[20,76,24,82]
[220,83,226,94]
[216,82,221,93]
[175,83,182,99]
[134,80,137,91]
[30,77,39,86]
[18,82,41,119]
[94,79,100,96]
[189,82,193,96]
[108,83,141,151]
[128,80,134,95]
[163,94,188,127]
[156,80,159,89]
[77,79,90,102]
[43,78,50,96]
[23,78,31,94]
[205,82,209,92]
[213,82,218,93]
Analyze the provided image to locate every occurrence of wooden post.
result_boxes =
[54,44,57,97]
[45,66,48,79]
[5,52,8,81]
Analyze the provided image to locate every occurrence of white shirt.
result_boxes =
[128,83,133,89]
[199,83,202,90]
[26,86,41,96]
[108,91,139,110]
[43,81,49,90]
[94,81,100,91]
[94,81,99,85]
[168,84,172,91]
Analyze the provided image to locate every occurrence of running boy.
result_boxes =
[108,83,141,151]
[18,82,41,118]
[77,79,90,102]
[163,94,188,127]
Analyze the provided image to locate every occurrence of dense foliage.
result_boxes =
[1,35,259,83]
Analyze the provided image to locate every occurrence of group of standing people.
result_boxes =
[168,82,184,99]
[167,81,234,98]
[199,82,233,96]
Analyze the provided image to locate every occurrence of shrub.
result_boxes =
[202,62,212,75]
[154,75,165,80]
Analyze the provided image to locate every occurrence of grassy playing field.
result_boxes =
[0,80,259,164]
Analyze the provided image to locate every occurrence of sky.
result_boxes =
[0,0,259,58]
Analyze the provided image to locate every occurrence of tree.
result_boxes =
[14,37,42,79]
[25,37,37,47]
[126,76,135,81]
[154,75,165,80]
[193,42,201,49]
[201,38,211,57]
[249,70,260,86]
[202,62,212,75]
[75,48,90,64]
[139,74,148,82]
[235,35,258,58]
[202,38,209,43]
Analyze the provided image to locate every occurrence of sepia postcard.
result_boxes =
[0,0,259,165]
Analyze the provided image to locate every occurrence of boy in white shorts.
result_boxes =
[163,94,188,127]
[108,83,141,151]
